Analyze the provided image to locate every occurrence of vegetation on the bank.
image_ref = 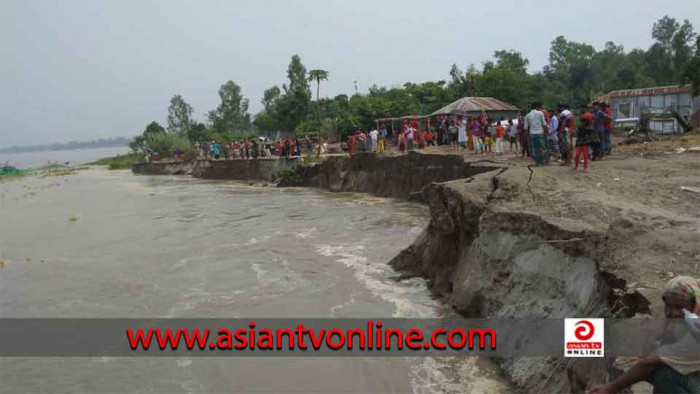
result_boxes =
[128,15,699,156]
[89,153,146,169]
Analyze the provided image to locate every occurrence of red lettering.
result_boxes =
[126,328,153,350]
[234,328,248,349]
[276,329,294,350]
[448,330,466,349]
[468,328,496,350]
[217,329,232,349]
[431,329,447,349]
[346,329,365,350]
[405,329,423,350]
[307,329,326,350]
[326,329,345,349]
[295,324,307,350]
[257,329,273,350]
[384,329,403,350]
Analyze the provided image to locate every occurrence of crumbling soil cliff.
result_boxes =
[389,152,699,392]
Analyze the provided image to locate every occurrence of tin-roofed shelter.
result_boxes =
[431,97,519,120]
[597,84,699,133]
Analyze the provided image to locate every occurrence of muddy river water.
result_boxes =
[0,169,503,393]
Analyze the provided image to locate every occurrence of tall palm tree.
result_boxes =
[308,69,329,156]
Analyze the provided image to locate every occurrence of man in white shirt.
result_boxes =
[369,129,379,153]
[406,126,415,151]
[524,103,548,165]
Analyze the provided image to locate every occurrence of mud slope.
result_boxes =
[287,152,500,199]
[390,159,700,392]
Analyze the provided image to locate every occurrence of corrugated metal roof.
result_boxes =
[431,97,519,116]
[607,85,691,99]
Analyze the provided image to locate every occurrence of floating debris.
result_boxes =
[68,216,78,222]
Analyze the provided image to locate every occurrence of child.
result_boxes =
[507,119,518,152]
[574,106,596,171]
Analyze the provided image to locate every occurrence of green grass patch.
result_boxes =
[89,153,145,170]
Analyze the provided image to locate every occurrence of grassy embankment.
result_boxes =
[88,153,145,170]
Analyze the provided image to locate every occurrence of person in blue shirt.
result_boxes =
[592,102,607,161]
[212,141,220,160]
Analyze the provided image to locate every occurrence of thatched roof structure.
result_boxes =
[431,97,519,117]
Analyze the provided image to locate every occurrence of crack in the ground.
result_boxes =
[487,167,509,202]
[526,165,536,202]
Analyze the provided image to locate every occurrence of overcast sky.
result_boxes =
[1,0,698,147]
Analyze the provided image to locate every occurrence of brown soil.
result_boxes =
[425,142,700,317]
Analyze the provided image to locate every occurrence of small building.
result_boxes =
[598,85,698,133]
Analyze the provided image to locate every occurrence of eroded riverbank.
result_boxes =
[132,151,700,393]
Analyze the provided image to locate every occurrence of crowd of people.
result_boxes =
[168,102,614,171]
[522,101,613,171]
[192,135,326,161]
[343,101,613,172]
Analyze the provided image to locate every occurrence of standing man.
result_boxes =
[369,128,379,153]
[494,121,504,154]
[447,118,458,148]
[602,102,613,155]
[591,102,605,160]
[524,103,547,165]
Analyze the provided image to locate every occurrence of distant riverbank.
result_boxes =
[1,146,130,169]
[0,138,129,154]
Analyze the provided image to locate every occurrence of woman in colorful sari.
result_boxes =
[398,131,406,154]
[589,276,699,394]
[467,118,475,151]
[517,115,528,158]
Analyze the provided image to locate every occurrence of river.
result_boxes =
[0,169,504,393]
[0,146,130,169]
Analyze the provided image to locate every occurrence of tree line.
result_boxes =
[132,15,700,155]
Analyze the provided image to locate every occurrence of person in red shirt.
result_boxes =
[574,106,596,171]
[495,121,505,154]
[425,130,434,146]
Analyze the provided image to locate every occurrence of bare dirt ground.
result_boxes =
[415,133,700,317]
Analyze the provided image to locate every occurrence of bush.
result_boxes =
[143,132,192,157]
[89,153,146,169]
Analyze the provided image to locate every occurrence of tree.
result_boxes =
[262,85,281,112]
[546,36,596,105]
[207,81,251,133]
[493,50,529,76]
[672,20,696,80]
[681,36,700,96]
[276,55,311,131]
[143,121,166,137]
[308,69,329,153]
[286,54,309,93]
[648,16,696,83]
[167,95,194,135]
[187,121,209,143]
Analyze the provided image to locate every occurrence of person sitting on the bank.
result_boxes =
[589,276,700,394]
